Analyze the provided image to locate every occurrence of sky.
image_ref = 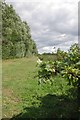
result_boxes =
[6,0,79,53]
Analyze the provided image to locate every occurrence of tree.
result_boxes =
[2,2,38,59]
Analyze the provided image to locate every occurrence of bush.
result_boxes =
[38,44,80,88]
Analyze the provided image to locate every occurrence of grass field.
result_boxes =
[2,57,78,119]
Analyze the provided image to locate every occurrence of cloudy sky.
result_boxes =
[6,0,79,53]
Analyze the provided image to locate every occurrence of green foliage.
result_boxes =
[2,2,38,59]
[38,61,55,84]
[61,66,80,86]
[38,44,80,87]
[57,48,68,61]
[64,44,80,65]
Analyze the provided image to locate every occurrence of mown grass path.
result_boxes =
[2,57,78,119]
[3,57,38,117]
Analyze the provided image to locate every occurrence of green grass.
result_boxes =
[2,57,78,119]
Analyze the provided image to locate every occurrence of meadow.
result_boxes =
[2,56,78,119]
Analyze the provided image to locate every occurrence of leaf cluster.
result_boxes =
[38,43,80,87]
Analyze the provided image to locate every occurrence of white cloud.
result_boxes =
[6,0,79,3]
[60,34,66,37]
[5,0,78,53]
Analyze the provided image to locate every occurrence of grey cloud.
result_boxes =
[5,1,78,53]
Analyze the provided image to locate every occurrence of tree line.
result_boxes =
[2,2,38,59]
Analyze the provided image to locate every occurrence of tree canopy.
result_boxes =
[2,2,38,59]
